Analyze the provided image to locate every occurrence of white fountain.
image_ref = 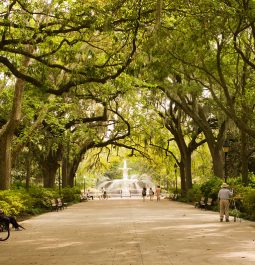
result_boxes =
[121,160,130,181]
[119,160,131,197]
[95,160,155,198]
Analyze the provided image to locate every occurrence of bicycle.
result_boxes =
[0,221,10,241]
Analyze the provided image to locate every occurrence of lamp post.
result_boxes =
[174,163,178,195]
[74,173,77,186]
[83,176,86,195]
[223,141,230,183]
[57,160,62,195]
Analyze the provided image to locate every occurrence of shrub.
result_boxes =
[61,186,81,202]
[28,186,58,209]
[0,186,81,218]
[242,189,255,220]
[186,185,202,202]
[200,177,222,200]
[0,190,29,215]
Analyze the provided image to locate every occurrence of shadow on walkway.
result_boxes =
[1,199,255,265]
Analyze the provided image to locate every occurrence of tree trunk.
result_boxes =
[210,147,224,179]
[0,49,32,190]
[62,141,70,188]
[184,153,192,189]
[174,95,227,179]
[62,158,68,188]
[25,154,31,191]
[0,79,25,189]
[67,159,78,187]
[39,144,62,188]
[241,130,249,185]
[179,160,187,194]
[0,133,12,189]
[42,162,58,188]
[198,137,225,179]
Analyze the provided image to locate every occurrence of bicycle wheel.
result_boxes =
[0,223,10,241]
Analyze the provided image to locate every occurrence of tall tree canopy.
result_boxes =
[1,0,255,191]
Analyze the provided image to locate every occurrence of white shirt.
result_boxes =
[218,188,233,200]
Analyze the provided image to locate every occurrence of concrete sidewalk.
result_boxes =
[0,198,255,265]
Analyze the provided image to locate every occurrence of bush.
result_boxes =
[28,186,58,209]
[242,189,255,220]
[0,190,29,216]
[200,177,222,200]
[186,185,202,202]
[175,176,255,220]
[62,186,81,202]
[0,186,81,219]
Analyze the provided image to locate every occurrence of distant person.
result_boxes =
[218,183,233,222]
[149,188,154,201]
[0,209,25,231]
[142,187,147,202]
[100,188,105,200]
[155,185,161,202]
[103,190,108,199]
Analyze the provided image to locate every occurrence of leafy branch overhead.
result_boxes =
[0,0,143,95]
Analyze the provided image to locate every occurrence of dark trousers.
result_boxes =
[0,216,10,227]
[0,215,19,229]
[9,216,20,228]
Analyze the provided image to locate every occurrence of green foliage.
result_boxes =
[242,189,255,220]
[61,186,81,202]
[229,208,241,219]
[200,177,222,200]
[27,186,58,210]
[0,190,29,216]
[185,185,202,202]
[182,177,255,221]
[247,173,255,188]
[0,186,80,218]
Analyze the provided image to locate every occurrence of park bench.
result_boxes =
[195,197,213,210]
[80,194,88,202]
[170,193,179,201]
[85,192,94,200]
[57,198,67,210]
[206,198,213,209]
[50,198,67,211]
[50,199,58,211]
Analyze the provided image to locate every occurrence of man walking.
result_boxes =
[218,183,233,222]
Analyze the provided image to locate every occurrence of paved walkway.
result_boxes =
[1,198,255,265]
